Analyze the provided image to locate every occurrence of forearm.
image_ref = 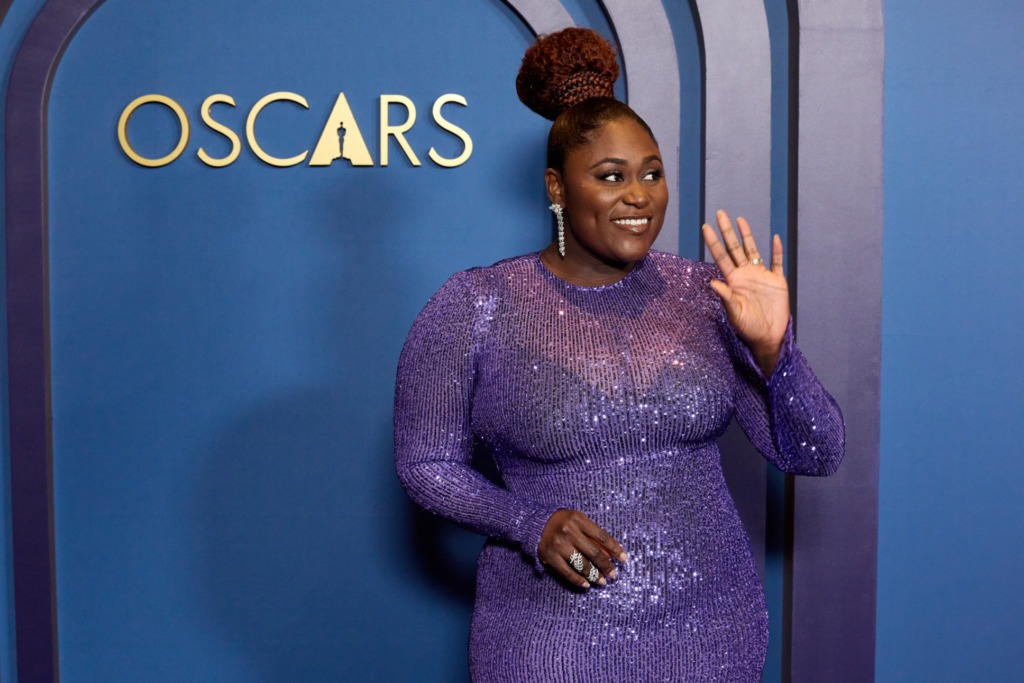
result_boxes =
[396,459,557,559]
[732,322,846,475]
[760,344,845,475]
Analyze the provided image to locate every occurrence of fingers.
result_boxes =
[576,538,616,582]
[704,211,772,273]
[771,233,784,274]
[716,210,747,266]
[579,516,629,563]
[574,551,607,586]
[702,223,735,276]
[708,278,732,304]
[546,546,608,589]
[538,509,628,590]
[548,553,593,590]
[737,217,761,265]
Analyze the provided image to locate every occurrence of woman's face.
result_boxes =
[546,118,668,274]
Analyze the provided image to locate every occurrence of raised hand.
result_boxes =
[538,509,628,590]
[702,210,790,377]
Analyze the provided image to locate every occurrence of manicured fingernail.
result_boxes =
[598,577,607,586]
[608,569,618,580]
[619,552,629,562]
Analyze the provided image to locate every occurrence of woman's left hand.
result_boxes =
[702,210,790,377]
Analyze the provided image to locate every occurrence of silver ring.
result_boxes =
[587,565,600,583]
[569,550,585,572]
[749,257,763,266]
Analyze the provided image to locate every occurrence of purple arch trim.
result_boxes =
[691,0,772,243]
[6,1,107,680]
[789,1,883,680]
[688,0,774,581]
[597,0,682,256]
[500,0,573,35]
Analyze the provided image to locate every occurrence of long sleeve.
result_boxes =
[724,316,846,476]
[394,271,557,564]
[395,252,820,678]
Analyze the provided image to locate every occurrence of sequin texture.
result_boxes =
[394,251,844,681]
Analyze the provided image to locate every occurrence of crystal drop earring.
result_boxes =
[549,203,565,257]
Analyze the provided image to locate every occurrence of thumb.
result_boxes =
[709,278,733,304]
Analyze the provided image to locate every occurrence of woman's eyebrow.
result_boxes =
[587,155,662,170]
[588,157,627,169]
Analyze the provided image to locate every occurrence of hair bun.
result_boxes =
[516,28,619,121]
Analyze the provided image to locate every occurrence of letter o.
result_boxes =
[118,95,190,168]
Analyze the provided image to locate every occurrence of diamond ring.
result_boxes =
[569,550,585,572]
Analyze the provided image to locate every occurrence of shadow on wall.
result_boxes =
[192,390,361,681]
[191,391,483,681]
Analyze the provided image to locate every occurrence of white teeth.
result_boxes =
[613,218,649,226]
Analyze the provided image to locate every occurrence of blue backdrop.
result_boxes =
[2,0,1023,681]
[876,0,1024,680]
[46,2,549,680]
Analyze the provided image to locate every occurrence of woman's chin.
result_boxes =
[607,238,657,265]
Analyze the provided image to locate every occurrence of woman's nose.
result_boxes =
[623,181,650,207]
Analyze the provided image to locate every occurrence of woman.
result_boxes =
[394,28,843,681]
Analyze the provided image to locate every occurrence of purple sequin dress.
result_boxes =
[394,251,844,682]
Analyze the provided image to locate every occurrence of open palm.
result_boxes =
[702,210,790,376]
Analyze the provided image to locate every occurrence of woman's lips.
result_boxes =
[611,217,651,234]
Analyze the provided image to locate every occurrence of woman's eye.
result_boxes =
[643,169,663,181]
[600,171,623,182]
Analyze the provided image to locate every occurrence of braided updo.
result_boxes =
[516,27,618,120]
[516,27,657,171]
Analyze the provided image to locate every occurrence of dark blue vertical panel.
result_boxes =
[659,0,702,262]
[1,3,54,678]
[761,4,791,679]
[2,5,54,679]
[6,3,108,680]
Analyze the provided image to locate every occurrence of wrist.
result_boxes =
[752,342,782,378]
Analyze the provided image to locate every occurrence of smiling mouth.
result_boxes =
[612,217,651,232]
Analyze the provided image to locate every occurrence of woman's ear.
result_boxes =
[544,168,564,206]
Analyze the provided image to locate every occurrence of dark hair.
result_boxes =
[545,97,657,171]
[516,27,657,171]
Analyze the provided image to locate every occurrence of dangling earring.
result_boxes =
[549,203,565,257]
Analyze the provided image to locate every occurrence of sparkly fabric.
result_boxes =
[394,251,844,682]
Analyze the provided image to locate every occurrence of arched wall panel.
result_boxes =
[599,0,682,256]
[790,1,883,680]
[690,0,774,586]
[503,0,573,35]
